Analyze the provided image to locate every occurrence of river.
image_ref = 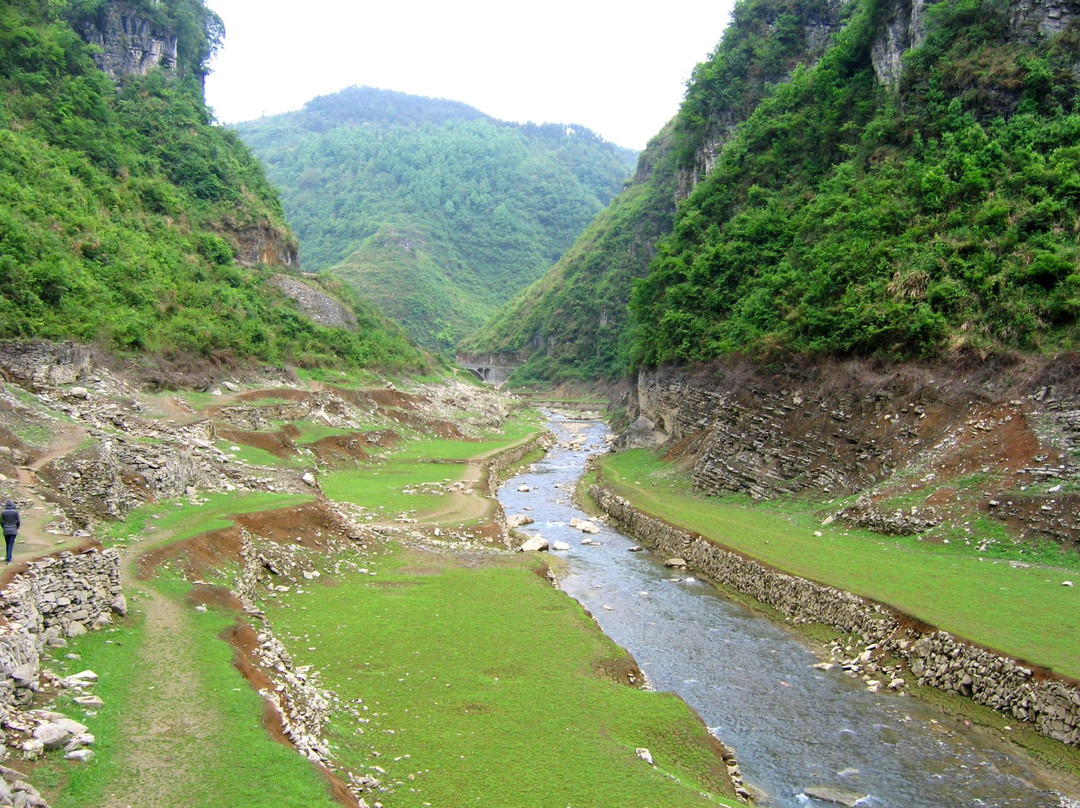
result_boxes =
[496,414,1076,808]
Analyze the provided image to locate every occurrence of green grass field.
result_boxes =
[598,450,1080,680]
[38,575,341,808]
[263,544,738,807]
[103,491,312,551]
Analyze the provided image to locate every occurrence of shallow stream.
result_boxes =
[496,415,1075,808]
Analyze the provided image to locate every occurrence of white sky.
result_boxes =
[203,0,737,151]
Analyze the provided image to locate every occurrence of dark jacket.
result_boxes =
[1,501,19,538]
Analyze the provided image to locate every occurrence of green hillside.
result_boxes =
[462,123,679,383]
[634,0,1080,364]
[475,0,1080,380]
[234,87,638,352]
[0,0,425,371]
[468,0,846,381]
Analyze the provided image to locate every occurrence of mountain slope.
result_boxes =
[476,0,1080,380]
[234,87,638,351]
[462,122,679,382]
[633,0,1080,364]
[0,0,425,371]
[466,0,847,380]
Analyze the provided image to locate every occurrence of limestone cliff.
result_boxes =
[77,1,178,82]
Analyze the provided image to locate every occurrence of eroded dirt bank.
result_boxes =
[623,355,1080,551]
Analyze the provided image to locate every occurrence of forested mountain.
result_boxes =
[475,0,1080,381]
[234,87,638,352]
[0,0,425,371]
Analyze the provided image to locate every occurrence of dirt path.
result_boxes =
[9,423,87,560]
[98,580,227,808]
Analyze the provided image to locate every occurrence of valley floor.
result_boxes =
[0,356,738,808]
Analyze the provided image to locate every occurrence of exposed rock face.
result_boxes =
[0,341,91,387]
[871,0,928,87]
[268,275,358,331]
[622,358,1080,548]
[1009,0,1080,39]
[230,225,299,269]
[77,2,177,82]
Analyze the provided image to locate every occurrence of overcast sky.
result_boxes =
[203,0,737,151]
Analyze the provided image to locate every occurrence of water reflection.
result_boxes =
[497,415,1072,808]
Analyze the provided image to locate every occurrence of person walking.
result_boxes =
[1,500,19,563]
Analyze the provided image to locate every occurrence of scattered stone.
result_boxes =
[33,723,73,750]
[627,545,645,552]
[1064,581,1074,587]
[664,558,688,569]
[301,472,318,487]
[517,536,549,553]
[73,695,104,710]
[516,484,531,493]
[803,785,870,806]
[636,747,654,765]
[64,748,93,762]
[552,541,571,551]
[506,514,534,529]
[222,381,240,392]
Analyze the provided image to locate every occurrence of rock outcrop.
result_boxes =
[621,358,1080,548]
[77,2,178,82]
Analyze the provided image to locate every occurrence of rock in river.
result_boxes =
[803,785,870,806]
[517,536,549,553]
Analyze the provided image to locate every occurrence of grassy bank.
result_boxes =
[38,576,341,808]
[597,450,1080,681]
[263,542,738,807]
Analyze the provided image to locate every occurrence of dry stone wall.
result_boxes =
[0,548,124,710]
[590,485,1080,747]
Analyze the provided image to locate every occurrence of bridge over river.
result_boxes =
[456,353,523,386]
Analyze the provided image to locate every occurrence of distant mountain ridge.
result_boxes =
[235,86,638,352]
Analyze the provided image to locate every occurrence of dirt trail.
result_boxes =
[8,424,86,560]
[99,582,227,808]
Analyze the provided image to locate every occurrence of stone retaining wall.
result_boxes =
[0,548,124,709]
[590,484,1080,746]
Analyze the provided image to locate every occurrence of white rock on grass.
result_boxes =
[636,747,654,765]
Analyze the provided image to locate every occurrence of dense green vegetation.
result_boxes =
[633,0,1080,363]
[235,87,638,352]
[478,0,1080,380]
[463,124,679,382]
[0,0,426,370]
